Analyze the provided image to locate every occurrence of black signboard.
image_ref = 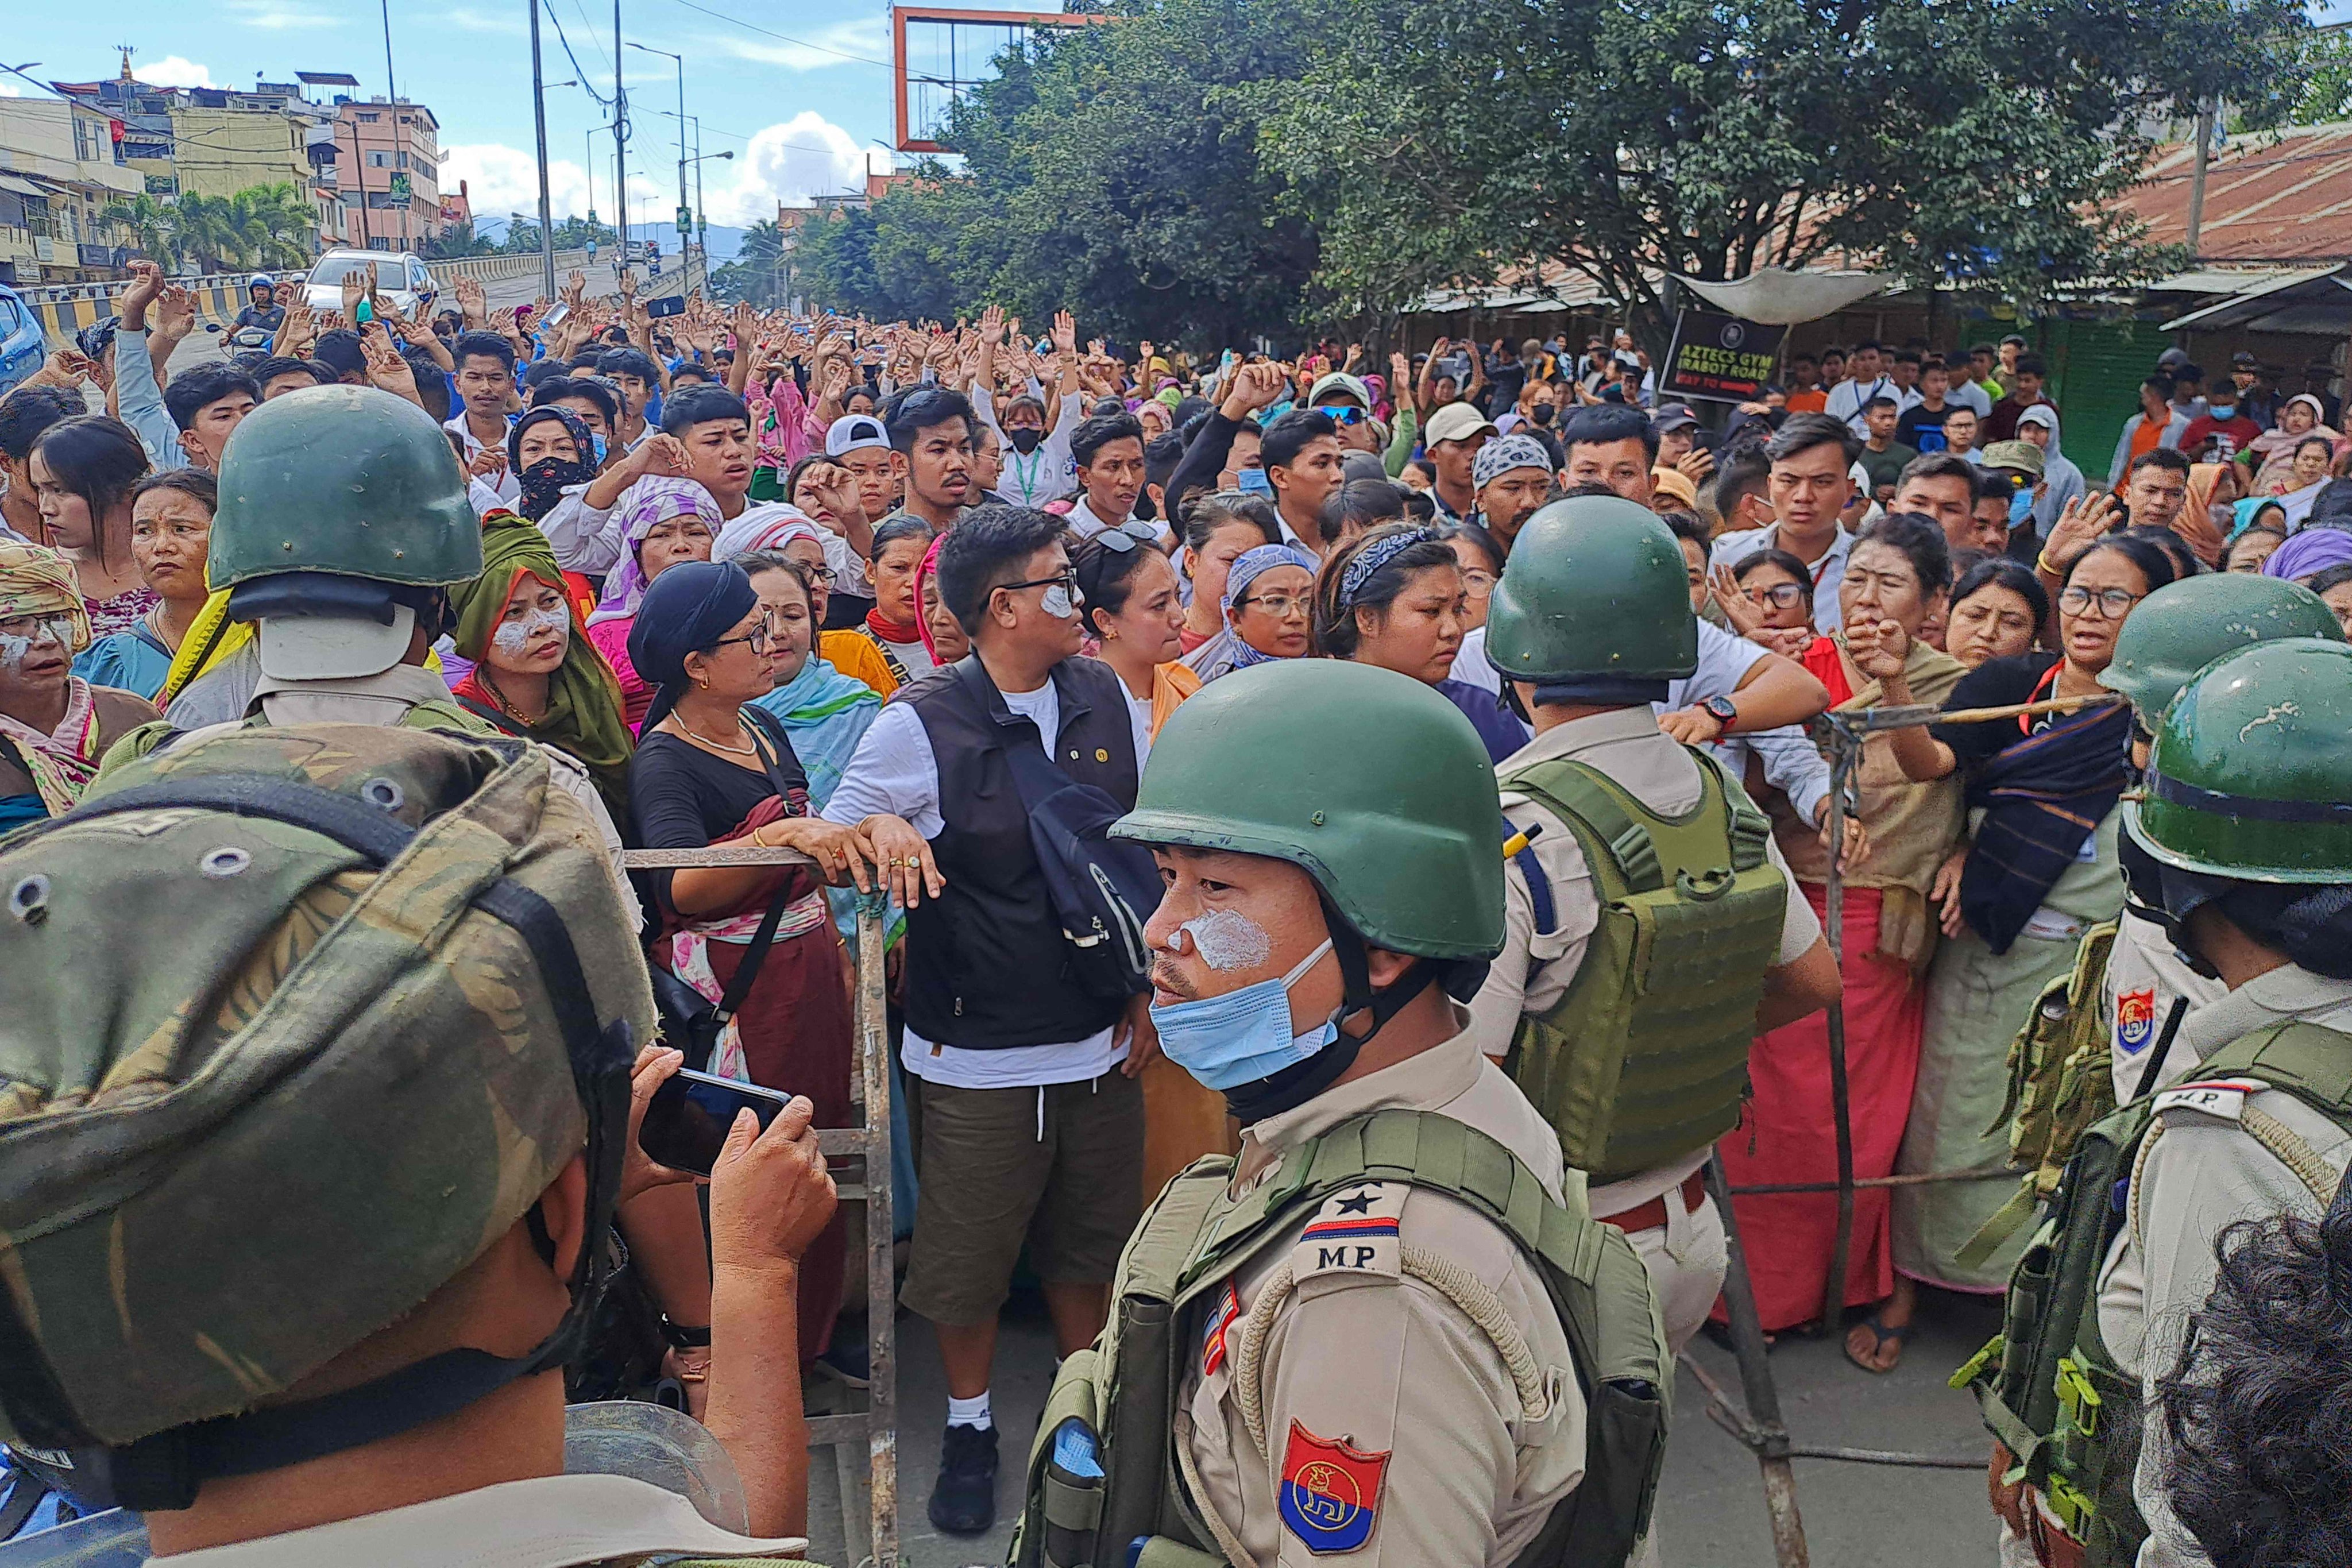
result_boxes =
[1659,308,1789,403]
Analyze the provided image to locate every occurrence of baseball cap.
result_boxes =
[1425,402,1500,447]
[2230,350,2260,368]
[1652,403,1699,433]
[1983,440,2045,478]
[1308,371,1373,409]
[825,413,890,457]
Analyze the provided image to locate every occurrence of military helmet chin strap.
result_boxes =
[1222,893,1439,1127]
[2,775,636,1515]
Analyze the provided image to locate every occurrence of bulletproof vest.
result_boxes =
[102,698,499,778]
[1500,750,1786,1184]
[1957,1021,2352,1566]
[1955,922,2122,1272]
[1008,1109,1669,1568]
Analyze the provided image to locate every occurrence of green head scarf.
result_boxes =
[449,512,635,822]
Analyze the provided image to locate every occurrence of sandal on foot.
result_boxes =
[1843,1314,1914,1374]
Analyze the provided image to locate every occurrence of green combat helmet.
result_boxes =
[1484,493,1697,694]
[2098,571,2344,720]
[0,725,652,1512]
[2126,638,2352,883]
[208,385,481,681]
[1114,658,1505,965]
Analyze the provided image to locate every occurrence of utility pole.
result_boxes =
[380,0,407,251]
[342,115,373,250]
[2184,99,2214,261]
[612,0,627,270]
[527,0,558,299]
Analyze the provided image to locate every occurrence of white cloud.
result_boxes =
[702,113,870,225]
[698,17,887,71]
[138,57,219,89]
[442,142,668,223]
[224,0,345,28]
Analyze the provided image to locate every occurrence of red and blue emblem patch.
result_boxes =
[2117,988,2157,1054]
[1201,1280,1241,1377]
[1279,1419,1389,1554]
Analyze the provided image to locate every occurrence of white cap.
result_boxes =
[824,414,890,457]
[255,604,419,681]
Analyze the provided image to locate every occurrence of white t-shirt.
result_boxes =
[822,679,1122,1088]
[1126,688,1155,768]
[1825,376,1898,437]
[975,386,1084,507]
[448,412,520,506]
[1945,380,1992,419]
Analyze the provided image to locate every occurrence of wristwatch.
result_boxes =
[1701,696,1740,735]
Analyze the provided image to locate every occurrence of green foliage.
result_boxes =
[2284,26,2352,124]
[794,0,1324,348]
[423,219,499,258]
[497,215,619,255]
[708,221,791,305]
[1262,0,2314,322]
[102,183,319,273]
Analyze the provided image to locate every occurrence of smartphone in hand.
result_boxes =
[638,1067,797,1175]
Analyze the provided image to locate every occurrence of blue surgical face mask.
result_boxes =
[1236,467,1273,499]
[2008,487,2034,527]
[2208,402,2236,420]
[591,433,609,465]
[1149,938,1335,1091]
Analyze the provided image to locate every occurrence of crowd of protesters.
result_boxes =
[4,256,2352,1559]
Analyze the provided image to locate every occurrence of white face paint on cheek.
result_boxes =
[0,633,32,669]
[1180,908,1275,972]
[1040,584,1077,620]
[492,605,569,658]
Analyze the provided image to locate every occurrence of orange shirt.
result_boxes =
[1787,389,1829,414]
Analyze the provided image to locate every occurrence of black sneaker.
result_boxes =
[927,1421,999,1535]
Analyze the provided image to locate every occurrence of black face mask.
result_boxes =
[1530,404,1557,425]
[1007,427,1045,455]
[518,455,595,522]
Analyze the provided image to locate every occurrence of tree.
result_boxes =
[226,183,319,269]
[708,220,791,306]
[425,218,499,258]
[794,0,1325,347]
[103,193,177,267]
[1261,0,2316,327]
[104,183,319,273]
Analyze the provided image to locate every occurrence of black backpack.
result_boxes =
[957,660,1160,1002]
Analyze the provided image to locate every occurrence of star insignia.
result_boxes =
[1334,1188,1378,1215]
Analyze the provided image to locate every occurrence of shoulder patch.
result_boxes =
[2115,987,2157,1054]
[1200,1280,1241,1378]
[1280,1420,1389,1555]
[2153,1077,2269,1122]
[1293,1182,1405,1283]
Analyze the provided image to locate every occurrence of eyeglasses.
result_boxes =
[1458,567,1497,594]
[0,614,74,643]
[800,563,837,585]
[996,570,1080,597]
[2059,585,2144,619]
[1315,404,1368,427]
[1091,519,1161,554]
[709,626,780,654]
[1236,593,1309,619]
[1744,582,1809,609]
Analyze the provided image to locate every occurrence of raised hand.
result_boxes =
[1051,310,1077,357]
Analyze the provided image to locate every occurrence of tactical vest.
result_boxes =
[1500,750,1786,1184]
[103,700,499,776]
[1955,922,2121,1272]
[1956,1021,2352,1565]
[1007,1109,1669,1568]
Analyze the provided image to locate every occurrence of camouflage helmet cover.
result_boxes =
[0,725,654,1451]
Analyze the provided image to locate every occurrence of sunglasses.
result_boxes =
[1315,404,1368,427]
[1091,520,1161,554]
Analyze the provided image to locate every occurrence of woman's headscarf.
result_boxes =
[1219,542,1320,670]
[914,532,949,663]
[506,405,597,524]
[751,651,879,810]
[447,512,635,815]
[712,505,822,564]
[0,541,101,816]
[0,540,91,652]
[627,559,759,733]
[587,478,724,628]
[2262,526,2352,585]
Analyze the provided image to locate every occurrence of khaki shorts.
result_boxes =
[901,1069,1145,1326]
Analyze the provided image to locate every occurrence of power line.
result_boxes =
[542,0,615,109]
[659,0,898,70]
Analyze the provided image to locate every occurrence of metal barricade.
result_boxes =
[620,844,897,1568]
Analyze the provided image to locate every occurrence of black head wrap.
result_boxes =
[626,559,759,733]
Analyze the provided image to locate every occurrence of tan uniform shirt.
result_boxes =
[149,1473,800,1566]
[2091,968,2352,1567]
[1466,708,1822,1216]
[1177,1016,1589,1566]
[2102,909,2227,1104]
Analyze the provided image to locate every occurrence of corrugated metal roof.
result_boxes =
[2126,121,2352,262]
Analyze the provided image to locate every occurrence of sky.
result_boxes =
[0,0,1045,235]
[5,0,2349,241]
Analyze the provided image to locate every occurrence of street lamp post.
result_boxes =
[627,42,688,277]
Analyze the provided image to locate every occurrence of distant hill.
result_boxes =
[474,216,748,265]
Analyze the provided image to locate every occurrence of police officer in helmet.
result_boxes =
[0,725,831,1561]
[1973,638,2352,1564]
[1010,659,1668,1568]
